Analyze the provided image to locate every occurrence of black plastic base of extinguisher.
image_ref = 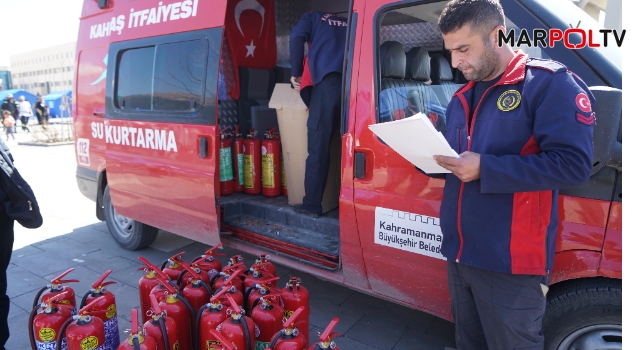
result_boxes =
[31,286,47,310]
[55,318,74,350]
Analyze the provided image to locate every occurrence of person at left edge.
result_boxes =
[289,11,347,218]
[0,138,15,350]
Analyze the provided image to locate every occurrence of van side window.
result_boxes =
[116,47,154,110]
[153,40,206,111]
[115,40,206,112]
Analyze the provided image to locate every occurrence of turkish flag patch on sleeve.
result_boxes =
[225,0,277,69]
[576,112,595,126]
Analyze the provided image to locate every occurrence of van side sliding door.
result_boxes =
[104,28,224,245]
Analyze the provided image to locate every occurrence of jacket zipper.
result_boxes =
[455,82,501,263]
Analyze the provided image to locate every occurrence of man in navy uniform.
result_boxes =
[289,11,347,218]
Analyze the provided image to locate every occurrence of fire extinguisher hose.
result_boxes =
[158,315,170,350]
[202,281,213,296]
[28,305,39,350]
[160,260,168,271]
[239,316,252,350]
[244,286,258,310]
[55,318,74,350]
[251,298,263,311]
[31,286,47,309]
[175,294,198,346]
[269,330,283,350]
[177,270,188,288]
[132,336,141,350]
[194,304,208,350]
[79,290,92,309]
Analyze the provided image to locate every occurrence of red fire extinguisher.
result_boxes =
[78,270,120,350]
[221,128,235,196]
[243,128,262,195]
[179,261,213,326]
[244,265,278,295]
[139,256,176,323]
[253,253,277,277]
[233,125,245,193]
[281,277,309,346]
[195,285,232,350]
[29,291,73,350]
[281,152,288,197]
[34,268,79,316]
[117,308,157,350]
[156,276,198,350]
[217,296,258,350]
[160,251,187,282]
[143,294,179,350]
[178,258,214,288]
[245,278,283,317]
[262,127,282,197]
[214,263,246,293]
[213,268,246,308]
[191,243,225,280]
[57,297,107,350]
[208,328,239,350]
[269,306,307,350]
[252,294,286,349]
[307,318,341,350]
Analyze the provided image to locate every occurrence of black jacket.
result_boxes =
[1,99,19,118]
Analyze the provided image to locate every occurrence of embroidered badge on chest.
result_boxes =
[497,90,521,112]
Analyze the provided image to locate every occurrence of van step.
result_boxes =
[220,193,339,257]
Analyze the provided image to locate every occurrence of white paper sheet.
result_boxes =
[368,112,459,173]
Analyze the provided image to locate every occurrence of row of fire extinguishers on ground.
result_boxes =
[220,126,287,198]
[29,243,342,350]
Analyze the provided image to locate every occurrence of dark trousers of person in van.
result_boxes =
[0,211,14,350]
[448,260,548,350]
[300,72,342,215]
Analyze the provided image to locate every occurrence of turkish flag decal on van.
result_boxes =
[225,0,277,69]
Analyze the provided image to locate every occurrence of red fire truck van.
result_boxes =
[74,0,622,348]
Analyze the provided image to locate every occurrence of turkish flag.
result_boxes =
[225,0,277,69]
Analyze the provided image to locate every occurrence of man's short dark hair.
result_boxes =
[438,0,505,37]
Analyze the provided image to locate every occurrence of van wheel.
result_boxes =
[103,184,158,250]
[543,278,621,350]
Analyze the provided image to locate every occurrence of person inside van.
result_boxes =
[289,11,348,218]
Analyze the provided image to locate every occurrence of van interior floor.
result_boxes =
[220,193,340,267]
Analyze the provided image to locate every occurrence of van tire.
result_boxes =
[103,184,158,250]
[543,278,621,350]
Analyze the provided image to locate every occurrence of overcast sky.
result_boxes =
[0,0,84,67]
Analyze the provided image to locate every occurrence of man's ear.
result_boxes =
[492,26,506,49]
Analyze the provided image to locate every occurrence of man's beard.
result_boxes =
[460,46,500,81]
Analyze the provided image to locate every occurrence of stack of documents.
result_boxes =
[368,112,459,173]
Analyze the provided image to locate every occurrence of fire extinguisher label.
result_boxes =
[80,335,104,350]
[255,340,270,350]
[206,340,221,349]
[39,328,56,342]
[374,207,445,260]
[262,154,275,188]
[244,155,255,189]
[237,154,244,186]
[36,337,67,350]
[220,147,233,182]
[104,316,120,350]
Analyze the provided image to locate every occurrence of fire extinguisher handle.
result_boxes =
[91,269,113,289]
[50,268,75,284]
[319,317,340,342]
[204,243,224,256]
[283,306,306,329]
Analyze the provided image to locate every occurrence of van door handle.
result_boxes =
[355,152,366,179]
[199,137,208,158]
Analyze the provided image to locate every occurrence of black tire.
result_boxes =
[103,184,158,250]
[543,277,621,350]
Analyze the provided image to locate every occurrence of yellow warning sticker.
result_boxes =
[80,335,99,350]
[262,154,275,188]
[283,309,294,319]
[39,328,56,342]
[207,340,221,349]
[244,155,254,189]
[106,304,116,319]
[58,300,70,304]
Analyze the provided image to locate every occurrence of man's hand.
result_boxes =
[290,76,301,91]
[434,152,481,182]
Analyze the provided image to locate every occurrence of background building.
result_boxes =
[0,67,12,91]
[10,42,76,96]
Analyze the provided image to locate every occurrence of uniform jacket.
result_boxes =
[289,11,347,90]
[438,50,594,275]
[1,99,19,118]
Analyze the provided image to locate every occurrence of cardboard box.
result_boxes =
[268,84,340,213]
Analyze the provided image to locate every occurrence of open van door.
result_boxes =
[103,28,225,246]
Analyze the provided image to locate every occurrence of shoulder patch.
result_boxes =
[527,58,567,74]
[576,112,595,126]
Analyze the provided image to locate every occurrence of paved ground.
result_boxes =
[4,129,456,350]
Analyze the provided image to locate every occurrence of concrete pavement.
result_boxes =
[4,130,456,350]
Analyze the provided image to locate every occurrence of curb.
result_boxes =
[17,141,75,147]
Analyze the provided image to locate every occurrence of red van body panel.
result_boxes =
[599,202,622,279]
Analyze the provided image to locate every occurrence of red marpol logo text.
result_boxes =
[498,27,626,49]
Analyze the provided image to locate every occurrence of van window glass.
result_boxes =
[153,40,206,111]
[116,47,154,110]
[375,2,548,127]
